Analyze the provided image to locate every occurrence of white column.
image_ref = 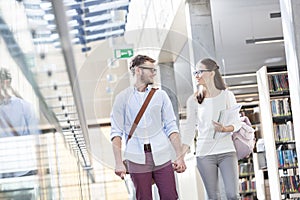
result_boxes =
[279,0,300,170]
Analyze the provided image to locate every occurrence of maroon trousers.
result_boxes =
[127,152,178,200]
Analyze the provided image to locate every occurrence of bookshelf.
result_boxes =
[239,105,266,200]
[257,66,300,200]
[236,108,259,200]
[238,157,257,200]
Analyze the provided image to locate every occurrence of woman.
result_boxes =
[182,58,241,200]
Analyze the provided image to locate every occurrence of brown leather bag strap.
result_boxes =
[126,88,157,143]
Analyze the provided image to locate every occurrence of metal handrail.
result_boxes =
[52,1,92,168]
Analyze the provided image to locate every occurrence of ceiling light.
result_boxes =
[106,74,117,83]
[228,84,258,90]
[239,80,256,84]
[40,2,52,10]
[235,93,258,98]
[245,36,284,44]
[264,57,283,64]
[222,73,256,79]
[44,14,55,21]
[111,10,127,23]
[244,97,254,102]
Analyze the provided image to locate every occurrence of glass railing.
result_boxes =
[0,1,94,199]
[0,1,91,169]
[0,133,91,200]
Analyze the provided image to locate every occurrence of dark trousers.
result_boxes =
[127,152,178,200]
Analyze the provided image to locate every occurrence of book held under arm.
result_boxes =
[218,104,242,125]
[213,104,242,139]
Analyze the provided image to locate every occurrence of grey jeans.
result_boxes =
[196,152,240,200]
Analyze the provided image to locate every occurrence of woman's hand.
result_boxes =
[173,157,186,173]
[212,121,234,132]
[212,120,225,132]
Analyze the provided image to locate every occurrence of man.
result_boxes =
[0,68,41,200]
[0,68,40,137]
[0,68,40,176]
[111,55,186,199]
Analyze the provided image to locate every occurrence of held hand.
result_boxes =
[115,162,127,180]
[212,120,224,132]
[173,157,186,173]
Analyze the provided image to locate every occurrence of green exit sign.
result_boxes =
[114,48,134,59]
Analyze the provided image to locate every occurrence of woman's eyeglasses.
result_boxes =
[138,65,158,73]
[192,69,213,76]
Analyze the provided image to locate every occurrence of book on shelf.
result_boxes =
[268,74,289,92]
[280,175,300,193]
[270,98,291,117]
[239,177,256,193]
[239,163,254,176]
[274,121,294,142]
[287,121,294,141]
[277,146,297,168]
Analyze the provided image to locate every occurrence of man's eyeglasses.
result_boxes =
[192,69,213,76]
[138,65,158,73]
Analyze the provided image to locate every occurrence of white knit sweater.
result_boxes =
[182,90,242,156]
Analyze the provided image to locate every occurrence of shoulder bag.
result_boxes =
[225,90,256,160]
[123,88,157,172]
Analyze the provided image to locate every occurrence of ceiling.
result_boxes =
[208,0,285,104]
[210,0,285,75]
[0,0,287,124]
[76,0,287,122]
[144,0,286,107]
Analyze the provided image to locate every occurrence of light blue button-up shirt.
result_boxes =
[0,96,40,137]
[110,86,179,165]
[0,96,40,178]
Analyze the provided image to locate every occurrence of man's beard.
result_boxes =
[141,73,154,85]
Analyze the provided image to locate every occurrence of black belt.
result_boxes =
[144,144,152,152]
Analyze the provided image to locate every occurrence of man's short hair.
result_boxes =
[129,55,156,72]
[0,68,12,82]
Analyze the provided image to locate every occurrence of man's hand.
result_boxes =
[169,132,187,173]
[115,162,127,180]
[172,157,186,173]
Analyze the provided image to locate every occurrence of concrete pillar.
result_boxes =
[159,62,179,126]
[186,0,216,66]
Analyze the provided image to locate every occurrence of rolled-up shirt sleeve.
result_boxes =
[110,93,126,141]
[161,91,179,136]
